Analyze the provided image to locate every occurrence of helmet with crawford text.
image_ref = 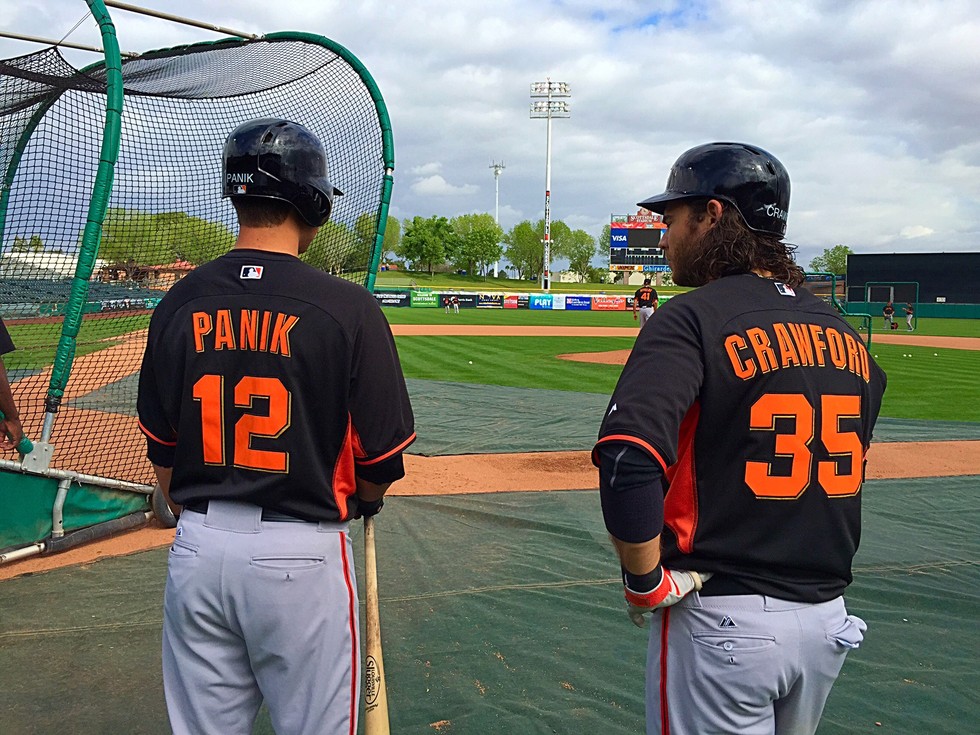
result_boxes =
[222,118,343,227]
[637,142,790,237]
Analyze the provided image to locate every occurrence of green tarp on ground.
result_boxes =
[2,476,977,734]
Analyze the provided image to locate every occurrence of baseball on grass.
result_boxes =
[468,360,473,364]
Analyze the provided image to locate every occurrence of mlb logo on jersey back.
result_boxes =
[241,265,264,280]
[774,282,795,297]
[234,184,247,194]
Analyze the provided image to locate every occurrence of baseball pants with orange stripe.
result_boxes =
[162,501,359,735]
[645,592,866,735]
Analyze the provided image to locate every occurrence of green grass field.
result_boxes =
[4,314,151,372]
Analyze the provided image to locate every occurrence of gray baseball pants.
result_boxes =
[162,501,359,735]
[645,592,866,734]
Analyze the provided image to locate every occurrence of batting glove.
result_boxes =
[354,497,384,519]
[623,566,712,628]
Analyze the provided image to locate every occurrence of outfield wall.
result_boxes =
[374,289,660,311]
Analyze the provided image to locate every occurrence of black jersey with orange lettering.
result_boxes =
[0,317,14,355]
[634,285,658,309]
[137,248,416,522]
[595,274,886,602]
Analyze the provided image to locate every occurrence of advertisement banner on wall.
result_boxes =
[477,294,504,308]
[503,294,530,309]
[453,293,479,308]
[565,295,592,311]
[410,291,440,308]
[551,294,566,310]
[591,295,627,311]
[375,290,411,307]
[529,294,554,310]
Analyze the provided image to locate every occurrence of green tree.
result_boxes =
[399,215,451,274]
[503,220,542,280]
[809,244,853,275]
[563,228,599,281]
[503,219,575,282]
[381,215,400,262]
[301,220,358,273]
[99,209,174,268]
[449,213,503,276]
[10,234,44,252]
[161,212,235,265]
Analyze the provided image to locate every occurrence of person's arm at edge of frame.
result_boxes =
[151,463,181,518]
[0,358,24,450]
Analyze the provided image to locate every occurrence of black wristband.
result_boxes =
[622,564,664,593]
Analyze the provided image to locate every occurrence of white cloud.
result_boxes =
[410,175,479,197]
[410,162,443,176]
[900,225,935,239]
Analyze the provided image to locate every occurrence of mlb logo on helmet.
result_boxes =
[241,265,264,279]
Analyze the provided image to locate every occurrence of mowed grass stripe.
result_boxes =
[394,335,633,394]
[866,343,980,422]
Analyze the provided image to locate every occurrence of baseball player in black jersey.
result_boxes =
[137,118,415,735]
[0,316,25,451]
[633,277,659,326]
[594,142,886,735]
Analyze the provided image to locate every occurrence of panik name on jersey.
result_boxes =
[191,309,299,356]
[724,321,871,383]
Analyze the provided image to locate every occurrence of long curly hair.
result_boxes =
[685,199,805,287]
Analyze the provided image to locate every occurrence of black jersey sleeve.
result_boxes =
[595,298,703,471]
[136,314,178,467]
[0,318,14,356]
[348,300,415,484]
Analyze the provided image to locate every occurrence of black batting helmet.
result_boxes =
[637,142,790,237]
[222,118,342,227]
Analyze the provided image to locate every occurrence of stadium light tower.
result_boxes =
[530,79,570,291]
[490,161,505,277]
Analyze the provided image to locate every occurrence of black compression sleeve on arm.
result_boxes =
[598,443,665,544]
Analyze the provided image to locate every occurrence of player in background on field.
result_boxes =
[904,302,914,330]
[0,315,25,451]
[882,301,895,329]
[137,118,415,735]
[633,277,659,327]
[593,142,886,735]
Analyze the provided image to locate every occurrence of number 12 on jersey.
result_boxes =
[745,393,863,499]
[192,374,292,473]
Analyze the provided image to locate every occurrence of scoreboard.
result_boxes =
[609,212,669,272]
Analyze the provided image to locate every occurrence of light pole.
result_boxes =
[490,161,505,277]
[530,79,570,291]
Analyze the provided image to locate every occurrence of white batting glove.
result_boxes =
[624,568,712,628]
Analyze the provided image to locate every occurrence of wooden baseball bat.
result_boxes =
[363,515,391,735]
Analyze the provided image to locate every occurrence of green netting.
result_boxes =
[0,33,393,485]
[1,477,976,734]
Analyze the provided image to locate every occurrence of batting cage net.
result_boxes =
[0,33,393,486]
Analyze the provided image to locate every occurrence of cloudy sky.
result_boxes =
[1,0,977,268]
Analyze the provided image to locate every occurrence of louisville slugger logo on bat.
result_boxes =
[364,655,382,708]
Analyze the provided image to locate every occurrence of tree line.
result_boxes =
[93,208,401,276]
[394,214,606,281]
